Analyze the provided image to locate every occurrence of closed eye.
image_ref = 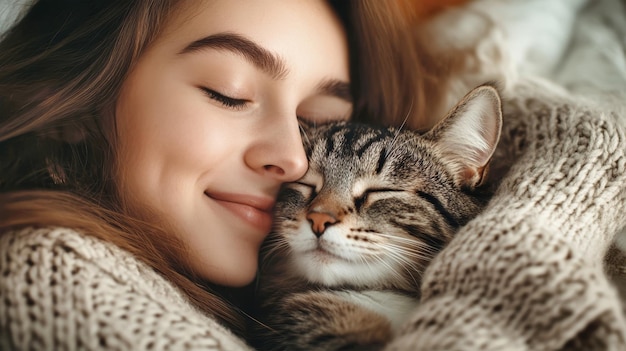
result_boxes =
[200,87,249,110]
[354,188,403,210]
[286,181,317,200]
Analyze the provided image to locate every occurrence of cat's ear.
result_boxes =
[425,84,503,188]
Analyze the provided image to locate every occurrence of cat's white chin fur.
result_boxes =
[289,223,402,287]
[294,253,396,287]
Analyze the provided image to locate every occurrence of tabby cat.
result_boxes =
[251,85,503,351]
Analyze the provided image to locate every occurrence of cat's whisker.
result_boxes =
[376,233,444,253]
[298,122,312,147]
[375,233,420,243]
[371,253,406,283]
[401,262,424,288]
[385,98,413,160]
[382,250,426,287]
[376,235,442,254]
[380,244,435,264]
[260,239,291,267]
[376,245,416,265]
[241,309,279,334]
[387,250,428,267]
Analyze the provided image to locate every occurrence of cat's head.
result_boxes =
[265,85,502,289]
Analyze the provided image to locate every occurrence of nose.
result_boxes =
[244,118,308,182]
[307,211,338,237]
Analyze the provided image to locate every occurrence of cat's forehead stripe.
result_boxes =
[375,147,387,175]
[323,123,347,157]
[319,124,395,159]
[354,131,389,157]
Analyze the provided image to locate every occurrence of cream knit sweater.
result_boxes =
[1,78,626,350]
[0,227,253,351]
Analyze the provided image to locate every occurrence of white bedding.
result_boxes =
[0,0,31,34]
[422,0,626,115]
[422,0,626,244]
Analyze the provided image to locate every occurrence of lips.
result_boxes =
[204,192,275,233]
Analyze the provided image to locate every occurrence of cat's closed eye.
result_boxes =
[354,187,403,209]
[285,181,317,200]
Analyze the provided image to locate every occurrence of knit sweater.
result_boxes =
[1,78,625,350]
[0,226,253,351]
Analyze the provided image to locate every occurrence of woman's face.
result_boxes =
[115,0,351,286]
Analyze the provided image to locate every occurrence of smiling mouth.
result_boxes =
[204,192,275,233]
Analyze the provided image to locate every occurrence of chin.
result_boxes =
[200,266,258,287]
[194,251,260,287]
[293,252,387,288]
[223,274,257,288]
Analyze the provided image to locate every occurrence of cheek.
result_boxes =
[115,90,226,190]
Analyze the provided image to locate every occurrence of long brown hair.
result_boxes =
[340,0,446,130]
[0,0,437,335]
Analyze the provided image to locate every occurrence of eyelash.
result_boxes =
[201,87,248,110]
[201,88,349,121]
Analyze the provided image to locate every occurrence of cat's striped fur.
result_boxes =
[251,85,503,351]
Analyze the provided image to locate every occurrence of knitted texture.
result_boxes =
[0,227,253,351]
[385,79,626,350]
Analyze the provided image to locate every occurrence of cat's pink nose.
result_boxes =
[306,212,338,237]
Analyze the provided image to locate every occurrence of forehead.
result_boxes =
[155,0,349,77]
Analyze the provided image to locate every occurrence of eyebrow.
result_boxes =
[179,32,352,102]
[180,32,288,79]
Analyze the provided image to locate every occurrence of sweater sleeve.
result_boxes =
[385,79,626,351]
[0,227,253,351]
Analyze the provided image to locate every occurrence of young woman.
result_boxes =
[4,1,625,350]
[0,0,436,349]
